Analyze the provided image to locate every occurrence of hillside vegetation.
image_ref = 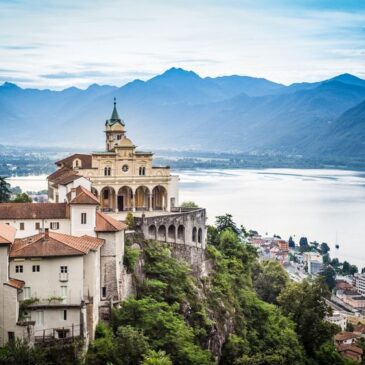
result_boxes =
[85,216,351,365]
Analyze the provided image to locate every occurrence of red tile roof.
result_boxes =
[335,332,360,342]
[95,211,127,232]
[47,166,74,182]
[0,222,16,245]
[68,186,99,205]
[0,203,70,220]
[5,278,25,290]
[338,344,364,355]
[55,154,92,169]
[10,232,104,258]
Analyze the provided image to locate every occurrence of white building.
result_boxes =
[354,273,365,295]
[0,185,127,346]
[303,252,323,275]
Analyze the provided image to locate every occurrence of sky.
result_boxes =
[1,0,365,89]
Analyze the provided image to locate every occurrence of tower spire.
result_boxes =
[106,98,125,126]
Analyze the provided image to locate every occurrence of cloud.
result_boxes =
[0,45,40,50]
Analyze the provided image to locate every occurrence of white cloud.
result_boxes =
[0,0,364,89]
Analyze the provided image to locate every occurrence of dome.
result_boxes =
[119,137,134,147]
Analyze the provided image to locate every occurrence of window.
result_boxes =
[63,309,67,321]
[35,222,41,230]
[104,167,111,176]
[8,332,15,343]
[60,266,68,273]
[139,166,146,176]
[81,213,87,224]
[32,265,40,272]
[50,222,59,230]
[19,222,24,231]
[117,135,122,140]
[101,287,107,299]
[61,286,67,298]
[36,311,44,326]
[15,265,23,273]
[24,287,31,299]
[103,189,109,199]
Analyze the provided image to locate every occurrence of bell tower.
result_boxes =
[105,98,126,151]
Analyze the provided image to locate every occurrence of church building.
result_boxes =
[48,98,179,213]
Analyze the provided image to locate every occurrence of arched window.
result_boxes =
[104,167,111,176]
[139,166,146,176]
[198,228,202,243]
[192,227,197,242]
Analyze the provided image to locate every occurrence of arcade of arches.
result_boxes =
[146,223,203,245]
[93,185,168,212]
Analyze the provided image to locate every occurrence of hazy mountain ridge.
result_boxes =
[1,68,365,158]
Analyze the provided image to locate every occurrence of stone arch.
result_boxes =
[158,225,166,241]
[152,185,167,211]
[168,225,176,242]
[148,225,157,240]
[135,186,150,211]
[100,186,116,211]
[177,225,185,243]
[117,186,133,211]
[198,228,203,244]
[192,227,197,243]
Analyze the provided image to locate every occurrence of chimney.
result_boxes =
[44,228,49,240]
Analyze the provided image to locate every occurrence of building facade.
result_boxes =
[48,99,179,213]
[0,186,127,346]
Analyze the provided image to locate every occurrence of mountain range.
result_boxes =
[1,68,365,159]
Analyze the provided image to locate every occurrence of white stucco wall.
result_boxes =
[58,177,92,203]
[0,246,9,284]
[70,205,97,237]
[0,219,71,238]
[169,175,179,208]
[0,284,22,346]
[30,307,81,338]
[10,256,84,304]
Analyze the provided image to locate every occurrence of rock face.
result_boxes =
[119,236,233,360]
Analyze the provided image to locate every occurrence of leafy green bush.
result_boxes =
[123,246,140,273]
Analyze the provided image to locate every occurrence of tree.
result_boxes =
[254,260,289,304]
[11,193,32,203]
[125,212,135,229]
[320,242,330,255]
[278,277,340,358]
[299,237,308,248]
[288,236,295,248]
[0,176,11,203]
[141,350,172,365]
[319,266,336,290]
[180,201,198,208]
[215,214,240,235]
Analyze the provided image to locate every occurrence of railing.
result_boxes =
[34,323,83,344]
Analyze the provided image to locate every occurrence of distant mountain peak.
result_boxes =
[1,82,20,89]
[158,67,201,79]
[330,73,365,86]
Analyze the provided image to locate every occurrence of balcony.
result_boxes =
[59,273,68,282]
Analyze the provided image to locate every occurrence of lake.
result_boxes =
[7,168,365,268]
[178,169,365,269]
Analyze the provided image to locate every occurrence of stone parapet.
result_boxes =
[135,208,207,249]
